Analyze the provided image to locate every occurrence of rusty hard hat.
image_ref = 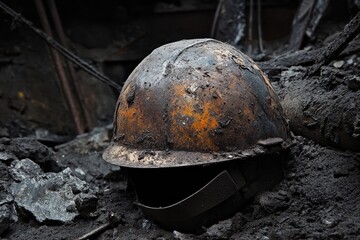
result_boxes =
[103,39,291,232]
[103,39,291,168]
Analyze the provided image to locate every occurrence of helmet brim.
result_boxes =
[102,137,291,168]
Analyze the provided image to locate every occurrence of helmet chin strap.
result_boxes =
[136,168,253,229]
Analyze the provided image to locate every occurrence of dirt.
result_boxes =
[274,59,360,151]
[0,124,359,240]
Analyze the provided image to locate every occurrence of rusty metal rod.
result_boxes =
[210,0,223,39]
[0,1,122,91]
[75,213,121,240]
[48,0,94,129]
[248,0,254,55]
[34,0,85,134]
[257,0,264,53]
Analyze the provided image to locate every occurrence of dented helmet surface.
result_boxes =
[103,39,291,168]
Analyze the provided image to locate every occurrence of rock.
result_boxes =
[10,165,96,223]
[75,193,98,218]
[0,181,13,205]
[10,159,43,181]
[0,204,17,236]
[205,219,232,239]
[0,138,60,172]
[141,219,152,230]
[55,125,112,154]
[259,191,291,213]
[333,60,344,68]
[0,162,10,181]
[34,128,71,144]
[173,230,198,240]
[0,205,11,236]
[74,167,86,180]
[0,152,17,162]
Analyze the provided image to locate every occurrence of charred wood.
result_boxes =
[258,35,360,78]
[308,11,360,76]
[212,0,245,47]
[288,0,316,51]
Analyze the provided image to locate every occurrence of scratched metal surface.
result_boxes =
[103,39,291,168]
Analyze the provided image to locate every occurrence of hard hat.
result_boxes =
[103,39,291,232]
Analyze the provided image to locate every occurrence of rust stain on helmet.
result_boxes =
[103,39,291,168]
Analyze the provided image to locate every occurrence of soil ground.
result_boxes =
[2,131,359,240]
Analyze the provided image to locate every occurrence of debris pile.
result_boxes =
[0,137,98,233]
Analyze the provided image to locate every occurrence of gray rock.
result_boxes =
[0,138,60,172]
[205,219,232,239]
[10,167,96,223]
[0,205,11,236]
[0,181,13,206]
[0,162,10,181]
[333,60,344,68]
[75,193,98,218]
[0,152,17,162]
[0,204,17,236]
[74,167,86,180]
[10,159,43,181]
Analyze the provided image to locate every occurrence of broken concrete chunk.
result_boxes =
[75,193,98,218]
[10,167,96,223]
[61,168,89,194]
[0,205,11,236]
[0,138,60,172]
[0,204,17,236]
[0,162,10,181]
[10,159,43,181]
[205,219,232,239]
[0,181,13,206]
[0,152,17,162]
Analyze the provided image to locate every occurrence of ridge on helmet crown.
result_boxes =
[103,38,291,168]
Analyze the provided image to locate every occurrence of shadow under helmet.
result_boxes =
[103,39,291,233]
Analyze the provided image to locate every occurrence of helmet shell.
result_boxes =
[103,39,290,168]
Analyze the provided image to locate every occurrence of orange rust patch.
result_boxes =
[191,102,219,132]
[169,84,220,151]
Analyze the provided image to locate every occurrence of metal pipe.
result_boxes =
[34,0,85,134]
[257,0,264,52]
[211,0,224,39]
[248,0,254,55]
[48,0,94,129]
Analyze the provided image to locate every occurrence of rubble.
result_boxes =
[75,193,98,218]
[0,152,17,162]
[10,159,43,181]
[10,159,97,223]
[0,138,60,172]
[0,205,11,236]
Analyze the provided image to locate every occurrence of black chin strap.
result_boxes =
[136,169,251,224]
